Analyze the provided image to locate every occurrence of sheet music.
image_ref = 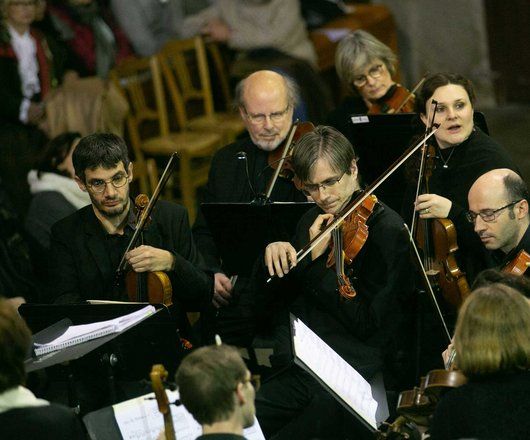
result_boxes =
[113,390,265,440]
[292,317,379,430]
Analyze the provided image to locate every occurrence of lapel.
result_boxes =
[81,207,114,280]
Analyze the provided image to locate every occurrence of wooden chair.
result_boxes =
[158,37,245,145]
[110,56,223,223]
[131,158,159,196]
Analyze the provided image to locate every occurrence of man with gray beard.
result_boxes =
[192,70,307,345]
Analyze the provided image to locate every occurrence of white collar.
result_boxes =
[0,386,49,414]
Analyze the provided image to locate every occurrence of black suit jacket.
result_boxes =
[49,200,213,309]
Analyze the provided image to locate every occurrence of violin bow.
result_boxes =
[267,125,440,283]
[409,99,439,236]
[116,152,178,275]
[264,121,299,200]
[403,224,452,343]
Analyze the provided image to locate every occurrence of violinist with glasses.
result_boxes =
[328,30,415,135]
[48,133,213,310]
[467,169,530,275]
[255,126,414,439]
[192,70,307,346]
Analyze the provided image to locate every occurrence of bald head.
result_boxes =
[469,169,527,207]
[235,70,297,151]
[468,169,529,253]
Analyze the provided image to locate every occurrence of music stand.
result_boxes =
[200,202,314,277]
[20,303,182,413]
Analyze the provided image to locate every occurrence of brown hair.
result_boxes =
[455,284,530,378]
[175,345,247,425]
[0,300,32,393]
[291,125,358,183]
[414,72,476,117]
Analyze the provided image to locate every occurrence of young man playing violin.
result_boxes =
[192,70,306,345]
[467,168,530,274]
[255,126,414,439]
[48,133,213,308]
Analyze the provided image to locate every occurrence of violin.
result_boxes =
[150,364,176,440]
[368,77,426,115]
[396,369,467,427]
[266,125,440,283]
[116,153,178,306]
[124,194,173,305]
[326,195,378,299]
[264,121,315,200]
[502,249,530,276]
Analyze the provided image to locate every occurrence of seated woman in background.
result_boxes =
[25,132,90,292]
[430,283,530,440]
[25,131,89,250]
[328,29,409,134]
[0,0,64,217]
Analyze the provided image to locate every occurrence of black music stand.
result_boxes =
[20,303,182,414]
[200,202,314,277]
[346,112,489,213]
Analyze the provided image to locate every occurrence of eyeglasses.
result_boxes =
[238,374,260,392]
[353,64,385,88]
[243,104,291,125]
[86,173,129,194]
[301,172,346,197]
[465,200,522,223]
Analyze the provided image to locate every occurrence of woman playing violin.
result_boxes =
[405,73,519,282]
[255,126,414,439]
[430,283,530,440]
[327,30,406,134]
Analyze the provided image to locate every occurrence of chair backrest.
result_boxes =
[131,158,159,196]
[158,37,215,128]
[109,56,171,162]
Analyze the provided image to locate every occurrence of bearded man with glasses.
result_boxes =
[467,169,530,273]
[48,132,213,308]
[256,126,414,439]
[192,70,307,346]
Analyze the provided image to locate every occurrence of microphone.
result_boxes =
[236,151,257,199]
[236,151,269,205]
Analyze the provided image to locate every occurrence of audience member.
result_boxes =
[0,0,61,217]
[48,0,132,77]
[181,0,332,122]
[175,344,256,439]
[0,299,85,439]
[110,0,210,57]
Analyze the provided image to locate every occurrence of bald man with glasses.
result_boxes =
[467,169,530,273]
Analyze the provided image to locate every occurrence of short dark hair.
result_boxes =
[73,133,130,181]
[291,125,358,183]
[36,132,81,178]
[175,345,247,425]
[0,300,32,393]
[472,269,530,298]
[415,73,476,116]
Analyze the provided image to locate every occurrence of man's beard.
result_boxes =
[91,195,129,219]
